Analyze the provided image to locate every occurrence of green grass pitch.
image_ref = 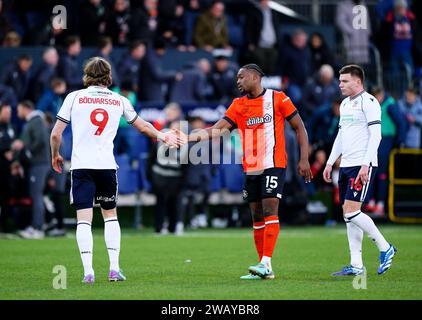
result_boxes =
[1,225,421,300]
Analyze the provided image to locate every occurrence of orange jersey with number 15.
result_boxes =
[223,89,297,173]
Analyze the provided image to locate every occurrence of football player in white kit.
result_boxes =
[50,57,185,284]
[323,65,397,276]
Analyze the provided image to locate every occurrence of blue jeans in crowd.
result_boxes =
[29,164,50,230]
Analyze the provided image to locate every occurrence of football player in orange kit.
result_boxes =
[187,64,313,279]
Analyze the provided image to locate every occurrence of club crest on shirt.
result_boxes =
[246,114,272,126]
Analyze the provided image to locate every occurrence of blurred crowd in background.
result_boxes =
[0,0,422,238]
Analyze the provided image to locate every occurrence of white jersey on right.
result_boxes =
[56,86,138,170]
[338,91,381,167]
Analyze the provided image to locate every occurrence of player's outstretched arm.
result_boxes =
[187,118,233,142]
[288,113,313,183]
[50,119,67,173]
[131,117,186,148]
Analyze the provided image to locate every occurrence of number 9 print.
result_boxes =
[90,108,109,135]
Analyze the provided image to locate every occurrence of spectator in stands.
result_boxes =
[279,29,311,104]
[376,0,396,21]
[0,0,13,44]
[153,102,184,131]
[138,38,182,103]
[335,0,371,65]
[398,87,422,148]
[182,116,212,229]
[0,84,18,108]
[184,0,211,12]
[13,101,50,239]
[381,0,419,75]
[157,0,187,50]
[105,0,152,47]
[305,97,341,199]
[210,50,238,103]
[29,47,59,102]
[79,0,107,46]
[2,31,21,47]
[0,103,14,232]
[192,1,230,51]
[307,96,342,154]
[244,0,281,75]
[367,87,407,217]
[282,123,310,223]
[39,24,68,48]
[301,64,341,122]
[309,148,328,192]
[93,36,120,87]
[43,113,66,237]
[141,0,160,42]
[169,58,213,103]
[0,54,32,101]
[309,32,335,74]
[117,40,146,93]
[36,78,67,116]
[148,120,186,235]
[112,80,138,157]
[58,36,83,92]
[105,0,132,46]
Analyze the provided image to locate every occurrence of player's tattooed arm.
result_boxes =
[187,118,233,142]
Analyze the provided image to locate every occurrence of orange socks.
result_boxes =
[253,222,265,260]
[262,215,280,258]
[253,215,280,261]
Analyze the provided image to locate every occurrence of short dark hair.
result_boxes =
[153,37,167,50]
[241,64,265,77]
[97,36,112,50]
[339,64,365,83]
[18,54,32,62]
[371,86,384,96]
[188,115,205,123]
[50,77,66,88]
[129,40,145,52]
[19,100,35,110]
[405,87,419,95]
[65,35,81,48]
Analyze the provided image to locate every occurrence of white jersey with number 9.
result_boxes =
[56,85,138,170]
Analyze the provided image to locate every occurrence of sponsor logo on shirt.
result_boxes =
[246,114,272,126]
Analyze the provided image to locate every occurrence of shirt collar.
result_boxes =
[350,90,365,101]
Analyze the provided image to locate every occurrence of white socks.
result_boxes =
[260,256,272,271]
[345,219,364,268]
[76,220,94,276]
[104,217,121,271]
[344,210,390,252]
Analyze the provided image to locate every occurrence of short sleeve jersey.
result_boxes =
[224,89,297,173]
[56,86,138,170]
